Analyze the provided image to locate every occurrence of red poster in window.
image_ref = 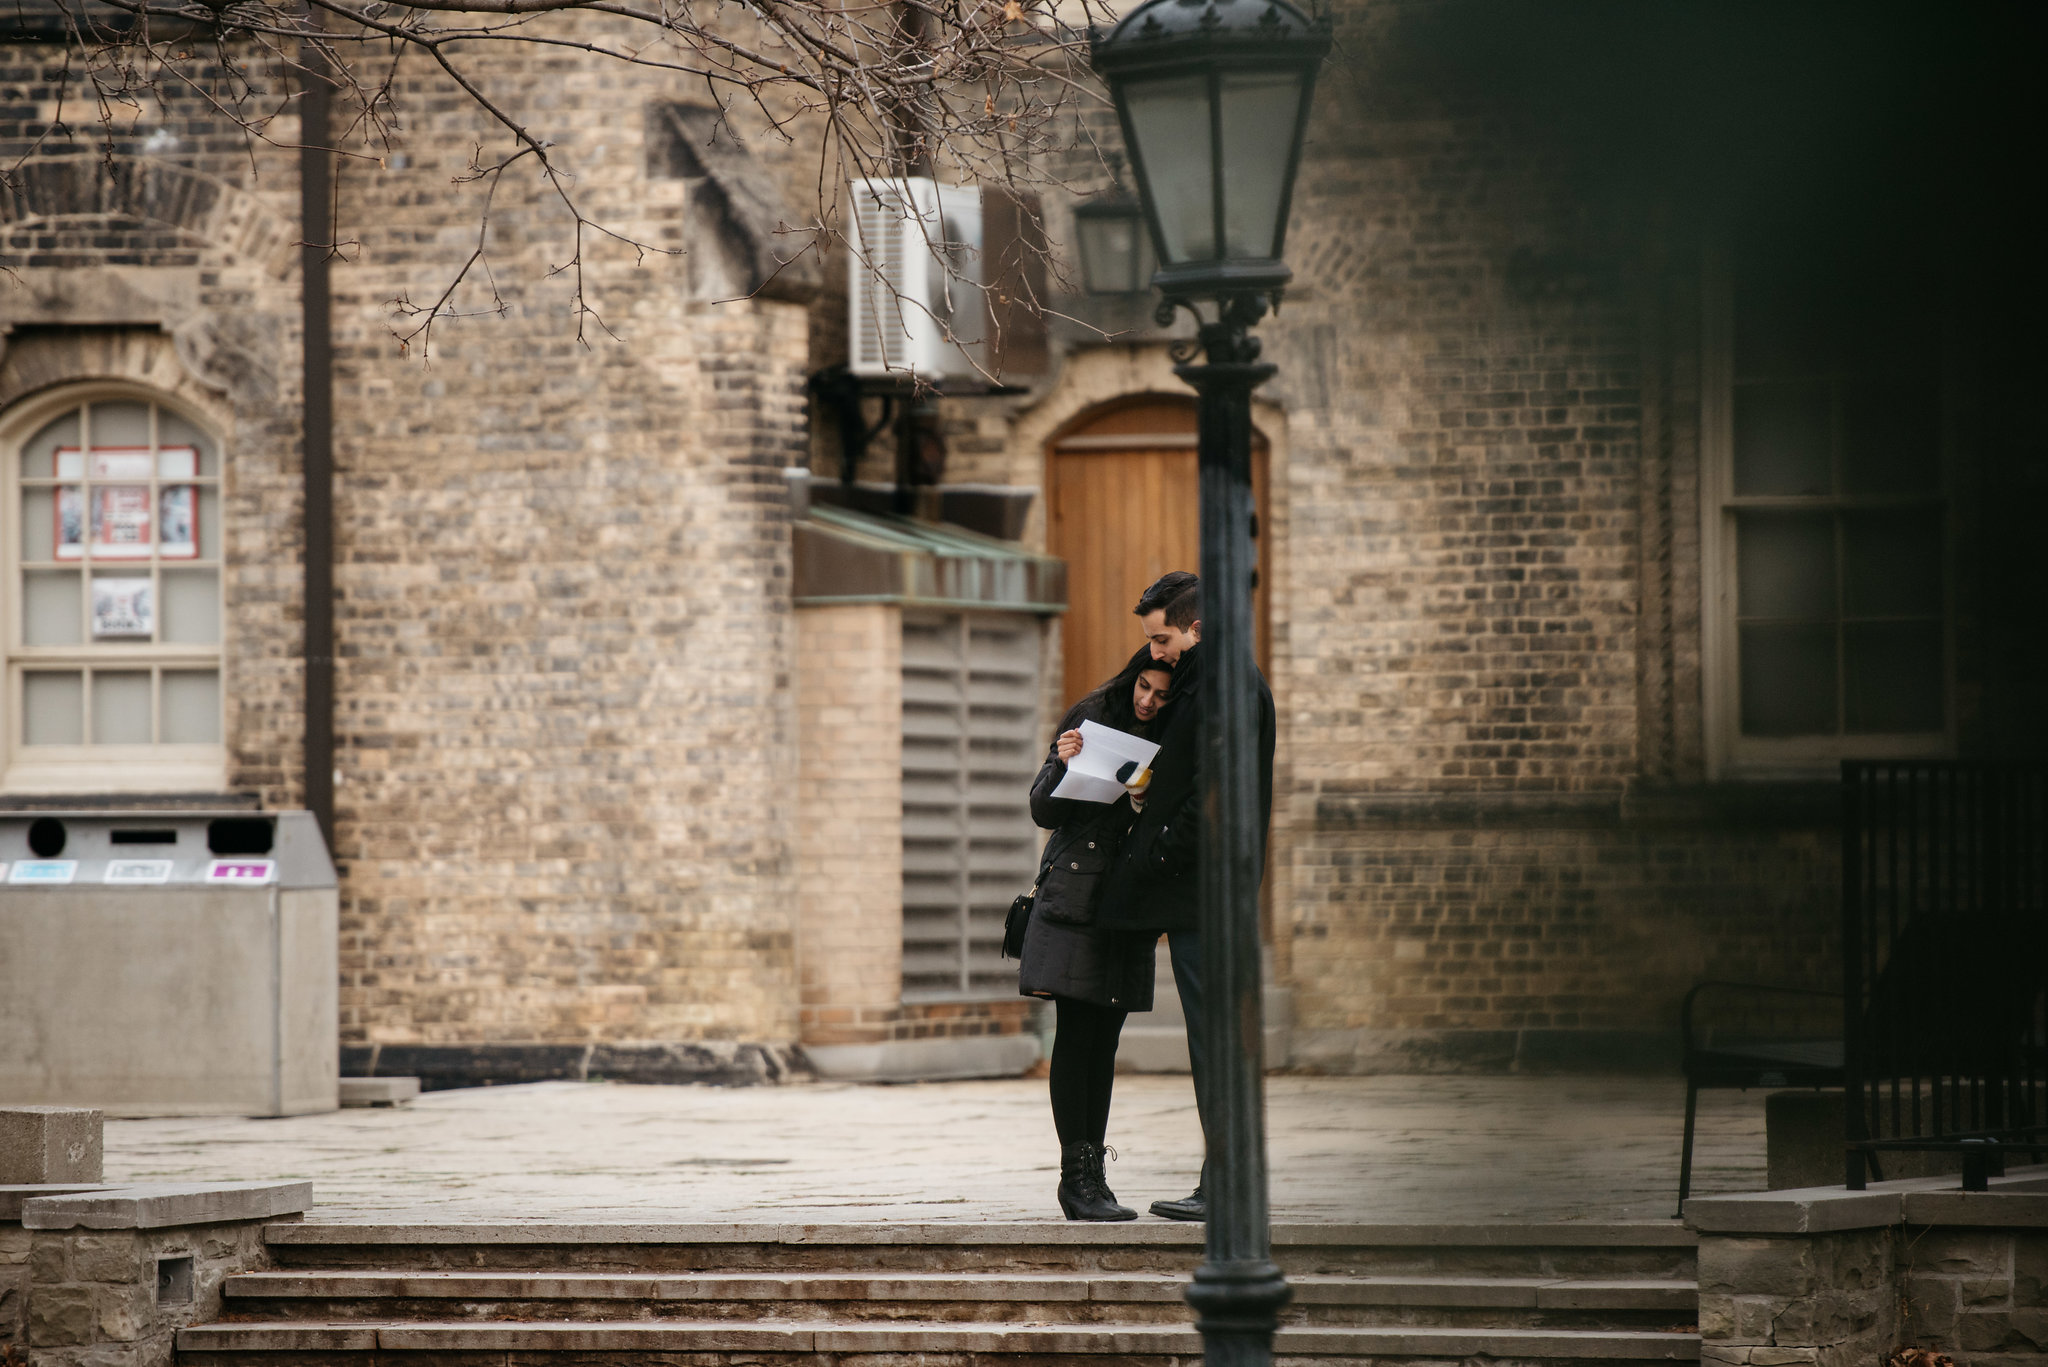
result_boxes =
[91,484,153,558]
[51,447,200,560]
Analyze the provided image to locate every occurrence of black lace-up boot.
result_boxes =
[1058,1142,1137,1221]
[1085,1143,1136,1220]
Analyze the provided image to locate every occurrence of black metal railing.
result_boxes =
[1842,760,2048,1190]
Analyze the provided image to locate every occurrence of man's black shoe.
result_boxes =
[1149,1186,1205,1221]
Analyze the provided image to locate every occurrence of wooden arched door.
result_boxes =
[1046,397,1270,708]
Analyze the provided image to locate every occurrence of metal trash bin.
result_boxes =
[0,810,337,1116]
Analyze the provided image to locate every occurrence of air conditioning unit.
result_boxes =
[848,177,985,383]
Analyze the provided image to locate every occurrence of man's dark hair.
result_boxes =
[1134,571,1201,630]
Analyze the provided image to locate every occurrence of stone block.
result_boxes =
[2015,1235,2048,1306]
[1959,1308,2022,1351]
[1698,1292,1737,1338]
[1961,1276,2012,1306]
[1817,1227,1892,1294]
[1700,1237,1818,1297]
[0,1225,29,1263]
[1700,1346,1752,1367]
[1748,1349,1819,1365]
[1910,1229,2012,1277]
[30,1237,69,1283]
[1802,1288,1886,1342]
[2010,1308,2048,1349]
[1734,1295,1783,1341]
[1903,1275,1962,1340]
[28,1285,95,1346]
[69,1233,143,1284]
[94,1282,151,1342]
[0,1109,103,1184]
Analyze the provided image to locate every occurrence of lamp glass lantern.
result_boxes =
[1073,196,1158,294]
[1090,0,1331,300]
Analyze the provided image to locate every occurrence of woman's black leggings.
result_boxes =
[1050,997,1127,1148]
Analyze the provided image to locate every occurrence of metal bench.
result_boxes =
[1842,760,2048,1190]
[1677,980,1843,1215]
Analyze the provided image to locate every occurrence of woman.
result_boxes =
[1019,644,1175,1221]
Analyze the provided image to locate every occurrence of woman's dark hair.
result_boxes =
[1078,644,1175,733]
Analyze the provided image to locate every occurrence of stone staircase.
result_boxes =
[177,1220,1701,1364]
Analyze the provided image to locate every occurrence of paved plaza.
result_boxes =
[102,1074,1768,1224]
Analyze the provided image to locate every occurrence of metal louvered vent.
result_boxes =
[850,179,917,376]
[900,610,1043,1001]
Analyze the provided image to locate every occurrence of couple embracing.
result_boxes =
[1015,570,1276,1222]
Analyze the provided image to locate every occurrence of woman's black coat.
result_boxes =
[1015,695,1157,1010]
[1094,644,1276,934]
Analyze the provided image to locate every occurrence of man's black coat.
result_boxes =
[1093,643,1275,934]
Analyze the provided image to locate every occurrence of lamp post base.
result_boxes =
[1186,1258,1293,1367]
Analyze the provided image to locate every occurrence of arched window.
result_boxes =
[2,388,226,792]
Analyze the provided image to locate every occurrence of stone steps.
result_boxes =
[173,1221,1702,1365]
[215,1269,1697,1328]
[257,1220,1699,1278]
[178,1319,1702,1363]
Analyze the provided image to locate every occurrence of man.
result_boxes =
[1095,570,1276,1220]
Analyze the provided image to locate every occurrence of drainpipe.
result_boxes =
[299,35,335,850]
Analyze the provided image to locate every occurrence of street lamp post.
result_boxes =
[1089,3,1328,1365]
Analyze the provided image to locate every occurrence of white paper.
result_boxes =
[1050,720,1161,804]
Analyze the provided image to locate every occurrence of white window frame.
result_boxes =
[1,383,229,794]
[1700,245,1956,780]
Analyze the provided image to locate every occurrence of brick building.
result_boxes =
[2,2,2040,1085]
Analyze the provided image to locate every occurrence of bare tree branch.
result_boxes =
[18,0,1127,364]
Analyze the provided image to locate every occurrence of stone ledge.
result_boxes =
[215,1268,1696,1309]
[263,1218,1206,1246]
[340,1041,803,1090]
[337,1076,419,1107]
[260,1218,1693,1247]
[1536,1279,1699,1311]
[1902,1190,2048,1227]
[179,1319,1702,1358]
[0,1183,109,1221]
[798,1034,1040,1082]
[1683,1189,1901,1235]
[21,1180,312,1230]
[1687,1165,2048,1234]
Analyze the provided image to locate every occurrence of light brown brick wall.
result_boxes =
[324,27,807,1046]
[795,604,904,1045]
